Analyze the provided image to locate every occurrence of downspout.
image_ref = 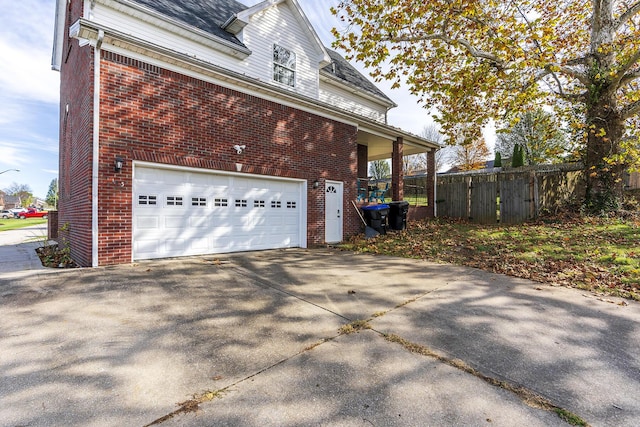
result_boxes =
[92,30,104,267]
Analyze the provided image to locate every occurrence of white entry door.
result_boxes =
[325,180,343,243]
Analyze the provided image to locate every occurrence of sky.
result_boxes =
[0,0,491,199]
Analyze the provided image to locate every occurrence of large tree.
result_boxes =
[369,159,390,180]
[453,137,491,171]
[332,0,640,212]
[496,109,569,165]
[404,124,446,174]
[4,182,33,207]
[46,178,59,209]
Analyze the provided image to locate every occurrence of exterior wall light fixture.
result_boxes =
[114,156,124,172]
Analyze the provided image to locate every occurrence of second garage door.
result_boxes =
[132,165,306,260]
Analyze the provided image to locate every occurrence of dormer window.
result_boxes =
[273,44,296,87]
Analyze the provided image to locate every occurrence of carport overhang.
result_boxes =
[355,120,440,205]
[358,128,437,161]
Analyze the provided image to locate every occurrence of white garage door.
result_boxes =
[132,165,305,260]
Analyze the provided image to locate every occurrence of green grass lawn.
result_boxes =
[0,218,48,232]
[343,215,640,300]
[403,195,429,206]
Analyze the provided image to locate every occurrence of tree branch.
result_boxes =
[391,33,506,66]
[566,56,589,66]
[622,99,640,120]
[615,1,640,32]
[612,49,640,87]
[535,63,591,87]
[619,70,640,87]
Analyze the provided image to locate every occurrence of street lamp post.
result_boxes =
[0,169,20,175]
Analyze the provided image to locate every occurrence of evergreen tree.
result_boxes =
[46,178,59,209]
[494,151,502,168]
[512,144,525,167]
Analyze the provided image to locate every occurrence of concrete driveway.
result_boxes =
[1,235,639,426]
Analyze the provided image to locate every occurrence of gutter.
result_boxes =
[319,70,397,110]
[103,0,252,58]
[70,19,439,151]
[51,0,67,70]
[92,30,105,267]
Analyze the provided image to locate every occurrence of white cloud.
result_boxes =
[0,144,28,166]
[0,132,58,157]
[0,0,59,105]
[0,101,28,125]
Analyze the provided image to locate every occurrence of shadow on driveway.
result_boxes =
[1,248,638,426]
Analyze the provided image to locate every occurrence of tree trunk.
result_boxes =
[584,93,625,212]
[584,0,625,213]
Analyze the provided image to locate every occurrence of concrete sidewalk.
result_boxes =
[0,223,48,279]
[1,247,639,426]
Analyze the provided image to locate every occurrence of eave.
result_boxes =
[51,0,67,70]
[224,0,331,68]
[70,19,439,153]
[319,69,398,110]
[96,0,252,59]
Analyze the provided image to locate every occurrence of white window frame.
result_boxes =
[273,44,296,87]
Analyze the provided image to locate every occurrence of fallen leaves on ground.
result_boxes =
[344,214,640,301]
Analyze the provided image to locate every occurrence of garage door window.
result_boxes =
[192,197,207,207]
[214,198,228,207]
[167,196,183,206]
[271,201,282,208]
[287,201,297,209]
[138,195,157,206]
[235,199,248,207]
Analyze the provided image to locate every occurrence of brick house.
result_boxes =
[52,0,438,267]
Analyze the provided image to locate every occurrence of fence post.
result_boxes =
[533,171,540,219]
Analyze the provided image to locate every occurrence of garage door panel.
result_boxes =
[133,166,303,261]
[189,237,210,251]
[135,239,160,256]
[189,217,210,228]
[136,216,159,229]
[165,216,188,228]
[165,239,186,254]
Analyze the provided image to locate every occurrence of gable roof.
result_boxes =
[128,0,248,48]
[126,0,389,104]
[54,0,395,108]
[225,0,331,67]
[321,49,396,107]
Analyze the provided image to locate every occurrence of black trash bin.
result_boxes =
[388,201,410,230]
[361,204,390,235]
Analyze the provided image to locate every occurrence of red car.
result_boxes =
[18,209,49,219]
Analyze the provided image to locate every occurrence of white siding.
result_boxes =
[90,0,388,122]
[91,3,246,72]
[91,1,320,98]
[319,80,388,123]
[241,3,319,98]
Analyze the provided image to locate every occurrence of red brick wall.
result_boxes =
[94,52,360,265]
[357,144,368,178]
[427,150,436,218]
[392,137,404,201]
[58,0,94,267]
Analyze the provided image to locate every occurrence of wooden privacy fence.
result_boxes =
[626,171,640,190]
[436,164,585,224]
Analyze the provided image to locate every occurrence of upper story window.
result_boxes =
[273,44,296,87]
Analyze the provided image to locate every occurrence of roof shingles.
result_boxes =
[129,0,247,46]
[126,0,389,102]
